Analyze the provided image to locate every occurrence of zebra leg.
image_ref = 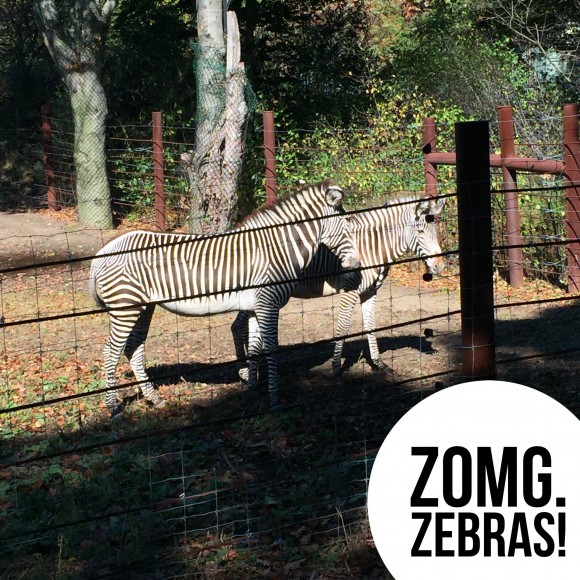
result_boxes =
[231,311,250,383]
[123,305,165,408]
[246,313,264,390]
[332,290,359,378]
[360,291,387,370]
[254,306,280,408]
[102,307,145,417]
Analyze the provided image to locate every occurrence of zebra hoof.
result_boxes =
[110,407,123,420]
[374,364,395,381]
[372,359,388,371]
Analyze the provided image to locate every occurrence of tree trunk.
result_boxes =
[34,0,114,229]
[181,5,249,234]
[69,68,112,228]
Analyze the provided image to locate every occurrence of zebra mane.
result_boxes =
[239,179,336,226]
[381,193,423,209]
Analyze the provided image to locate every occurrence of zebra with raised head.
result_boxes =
[90,181,359,415]
[232,195,446,379]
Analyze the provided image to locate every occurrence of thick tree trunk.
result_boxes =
[182,6,248,234]
[70,69,112,228]
[34,0,114,229]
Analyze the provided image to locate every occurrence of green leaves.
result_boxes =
[273,82,467,205]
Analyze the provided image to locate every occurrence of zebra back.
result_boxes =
[90,181,356,310]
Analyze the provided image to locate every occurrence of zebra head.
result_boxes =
[411,196,446,275]
[317,184,360,271]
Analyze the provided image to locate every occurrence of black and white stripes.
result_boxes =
[232,195,446,379]
[90,180,359,415]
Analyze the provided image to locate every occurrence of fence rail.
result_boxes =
[423,104,580,291]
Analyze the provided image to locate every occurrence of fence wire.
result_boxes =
[1,189,580,577]
[0,198,461,578]
[1,113,580,577]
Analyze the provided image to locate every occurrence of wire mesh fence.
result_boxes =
[0,193,460,577]
[1,111,580,577]
[12,106,577,289]
[1,187,579,577]
[6,109,459,228]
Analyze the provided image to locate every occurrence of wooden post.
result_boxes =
[263,111,277,205]
[498,105,524,288]
[423,117,438,197]
[152,111,166,231]
[41,104,57,212]
[456,121,496,380]
[563,103,580,293]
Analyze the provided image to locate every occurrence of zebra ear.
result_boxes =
[430,197,446,216]
[416,196,445,218]
[325,185,344,208]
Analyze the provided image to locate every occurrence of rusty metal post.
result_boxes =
[456,121,496,380]
[41,104,57,212]
[563,103,580,292]
[152,111,166,231]
[423,117,438,197]
[498,105,524,288]
[263,111,277,205]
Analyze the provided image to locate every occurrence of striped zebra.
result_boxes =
[90,181,359,415]
[232,195,446,380]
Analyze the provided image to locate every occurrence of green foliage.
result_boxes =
[104,0,196,123]
[492,172,567,284]
[272,81,468,207]
[240,0,377,126]
[108,119,193,225]
[0,0,55,130]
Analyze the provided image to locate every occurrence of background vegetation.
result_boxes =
[1,0,578,208]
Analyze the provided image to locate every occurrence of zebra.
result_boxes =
[231,195,446,380]
[89,181,360,415]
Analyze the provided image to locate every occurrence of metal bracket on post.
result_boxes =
[456,121,496,380]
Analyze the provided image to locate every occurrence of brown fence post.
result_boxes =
[152,111,166,231]
[563,103,580,293]
[498,105,524,288]
[456,120,496,380]
[41,104,57,212]
[423,117,438,197]
[263,111,277,205]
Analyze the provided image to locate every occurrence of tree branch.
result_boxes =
[34,0,76,70]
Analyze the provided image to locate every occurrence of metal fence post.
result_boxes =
[152,111,166,231]
[563,103,580,293]
[456,121,496,380]
[263,111,277,205]
[423,117,438,197]
[498,105,524,288]
[41,104,58,212]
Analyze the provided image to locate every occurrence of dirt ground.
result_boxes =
[0,209,117,269]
